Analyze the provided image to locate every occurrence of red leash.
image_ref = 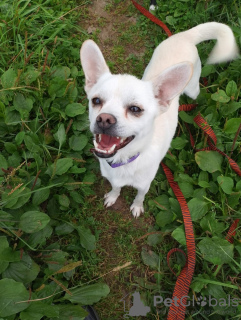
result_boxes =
[225,218,240,243]
[131,0,172,37]
[161,163,195,320]
[132,1,240,318]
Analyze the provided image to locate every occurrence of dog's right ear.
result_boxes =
[80,40,110,93]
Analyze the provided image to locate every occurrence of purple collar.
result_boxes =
[107,152,140,168]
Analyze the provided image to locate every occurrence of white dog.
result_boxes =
[80,22,238,217]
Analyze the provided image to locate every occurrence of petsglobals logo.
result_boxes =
[153,295,239,308]
[120,291,239,318]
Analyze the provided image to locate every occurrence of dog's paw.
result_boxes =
[130,203,144,218]
[104,192,118,207]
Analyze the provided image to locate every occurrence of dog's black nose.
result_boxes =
[96,113,117,130]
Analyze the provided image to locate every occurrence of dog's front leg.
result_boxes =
[130,185,150,218]
[104,186,121,208]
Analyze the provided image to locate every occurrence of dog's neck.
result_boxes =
[107,152,140,168]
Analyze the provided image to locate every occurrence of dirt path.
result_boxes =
[80,0,148,75]
[91,180,155,319]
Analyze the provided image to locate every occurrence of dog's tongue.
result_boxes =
[98,134,120,148]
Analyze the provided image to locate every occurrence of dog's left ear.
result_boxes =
[80,40,110,93]
[152,62,193,111]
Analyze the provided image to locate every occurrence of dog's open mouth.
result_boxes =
[91,134,135,158]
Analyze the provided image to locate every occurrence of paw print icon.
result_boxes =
[196,296,207,307]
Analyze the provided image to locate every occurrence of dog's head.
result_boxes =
[80,40,192,159]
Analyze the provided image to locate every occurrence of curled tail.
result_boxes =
[187,22,239,64]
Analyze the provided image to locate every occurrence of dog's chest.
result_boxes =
[99,158,147,187]
[98,150,160,190]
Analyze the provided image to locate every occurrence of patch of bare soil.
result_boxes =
[90,176,156,319]
[93,202,155,318]
[80,0,147,73]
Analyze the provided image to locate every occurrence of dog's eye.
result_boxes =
[129,106,142,113]
[92,97,102,105]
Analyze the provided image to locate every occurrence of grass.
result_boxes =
[0,0,241,319]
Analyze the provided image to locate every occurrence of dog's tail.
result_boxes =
[186,22,239,64]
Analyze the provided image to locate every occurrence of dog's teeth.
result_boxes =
[93,140,98,148]
[96,147,107,153]
[116,137,120,139]
[120,138,125,144]
[108,144,116,153]
[99,134,102,142]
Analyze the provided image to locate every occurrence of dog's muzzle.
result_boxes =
[91,113,135,158]
[91,134,135,158]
